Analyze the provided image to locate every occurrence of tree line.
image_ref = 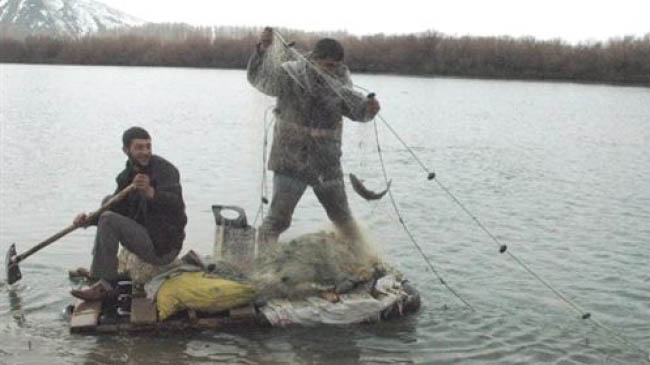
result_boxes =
[1,23,648,85]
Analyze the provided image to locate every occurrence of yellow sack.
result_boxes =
[156,272,255,321]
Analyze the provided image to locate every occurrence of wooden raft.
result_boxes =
[69,298,260,334]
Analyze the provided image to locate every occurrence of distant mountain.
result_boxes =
[0,0,146,38]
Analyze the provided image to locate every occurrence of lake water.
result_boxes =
[1,63,649,364]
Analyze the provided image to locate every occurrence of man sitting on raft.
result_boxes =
[70,127,187,301]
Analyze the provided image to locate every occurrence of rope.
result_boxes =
[253,106,275,228]
[372,117,475,311]
[370,110,649,359]
[587,316,650,360]
[352,85,433,175]
[374,111,593,313]
[377,115,434,175]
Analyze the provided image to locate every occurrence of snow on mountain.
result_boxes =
[0,0,147,37]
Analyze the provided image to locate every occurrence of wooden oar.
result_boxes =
[5,184,136,285]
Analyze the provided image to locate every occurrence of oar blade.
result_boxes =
[5,243,22,285]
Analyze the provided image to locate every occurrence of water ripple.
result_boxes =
[1,65,649,364]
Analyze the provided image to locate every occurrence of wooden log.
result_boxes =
[229,304,256,321]
[130,297,157,324]
[69,307,268,334]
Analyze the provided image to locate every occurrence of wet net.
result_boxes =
[251,230,393,301]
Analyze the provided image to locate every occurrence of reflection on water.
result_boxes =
[8,287,26,326]
[1,64,649,364]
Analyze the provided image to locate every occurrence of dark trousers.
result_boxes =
[258,173,359,248]
[90,211,178,281]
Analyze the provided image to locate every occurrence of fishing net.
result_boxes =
[251,229,389,301]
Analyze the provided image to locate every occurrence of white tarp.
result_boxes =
[261,275,409,326]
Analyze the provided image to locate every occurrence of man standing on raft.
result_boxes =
[247,27,380,250]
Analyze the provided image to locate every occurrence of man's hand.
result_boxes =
[73,213,88,228]
[133,173,155,199]
[365,97,380,119]
[259,27,273,52]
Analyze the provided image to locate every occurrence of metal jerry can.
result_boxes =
[212,205,256,273]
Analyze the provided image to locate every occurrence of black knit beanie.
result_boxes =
[122,126,151,148]
[311,38,344,61]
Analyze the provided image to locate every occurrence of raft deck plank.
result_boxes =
[69,300,102,333]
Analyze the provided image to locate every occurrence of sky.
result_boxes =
[99,0,650,44]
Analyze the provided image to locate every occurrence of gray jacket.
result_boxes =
[247,49,371,185]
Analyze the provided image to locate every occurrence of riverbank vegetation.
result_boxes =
[1,23,648,85]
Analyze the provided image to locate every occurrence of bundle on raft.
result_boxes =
[67,206,420,334]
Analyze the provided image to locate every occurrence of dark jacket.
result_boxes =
[110,155,187,257]
[247,49,372,185]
